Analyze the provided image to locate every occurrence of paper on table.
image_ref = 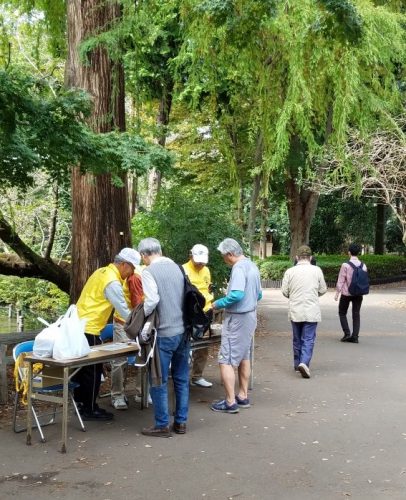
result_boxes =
[93,343,134,352]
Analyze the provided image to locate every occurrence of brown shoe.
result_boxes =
[172,422,187,434]
[141,426,172,438]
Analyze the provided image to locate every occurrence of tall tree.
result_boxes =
[120,0,183,208]
[0,8,172,295]
[179,0,405,256]
[65,0,130,301]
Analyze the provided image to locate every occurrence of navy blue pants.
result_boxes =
[291,321,317,368]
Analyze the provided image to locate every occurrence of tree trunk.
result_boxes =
[247,174,261,255]
[44,183,58,259]
[146,91,173,209]
[130,174,139,218]
[246,134,264,254]
[375,203,386,254]
[259,196,269,259]
[286,177,319,258]
[66,0,131,302]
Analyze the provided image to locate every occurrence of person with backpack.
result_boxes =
[335,243,369,344]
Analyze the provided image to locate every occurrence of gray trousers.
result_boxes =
[111,320,141,400]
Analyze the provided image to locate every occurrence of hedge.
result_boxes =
[256,255,406,283]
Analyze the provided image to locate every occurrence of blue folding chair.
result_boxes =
[13,340,85,442]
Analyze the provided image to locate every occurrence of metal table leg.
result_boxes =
[26,362,32,445]
[60,366,69,453]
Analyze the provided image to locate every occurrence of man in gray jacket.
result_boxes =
[282,245,327,379]
[138,237,189,437]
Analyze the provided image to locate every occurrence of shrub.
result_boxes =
[132,186,242,292]
[258,254,406,282]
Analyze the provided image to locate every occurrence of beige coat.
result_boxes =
[281,261,327,322]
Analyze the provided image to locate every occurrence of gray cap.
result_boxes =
[297,245,312,256]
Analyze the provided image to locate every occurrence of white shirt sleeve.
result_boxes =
[104,281,131,320]
[141,268,160,316]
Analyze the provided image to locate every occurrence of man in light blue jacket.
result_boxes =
[211,238,262,414]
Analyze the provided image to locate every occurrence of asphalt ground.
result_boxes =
[0,286,405,500]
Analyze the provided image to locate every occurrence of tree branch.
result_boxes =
[0,211,70,293]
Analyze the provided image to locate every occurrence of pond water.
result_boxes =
[0,307,44,334]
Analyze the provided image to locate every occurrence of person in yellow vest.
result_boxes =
[183,244,214,388]
[73,248,141,421]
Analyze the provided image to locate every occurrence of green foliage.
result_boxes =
[318,0,364,44]
[0,0,66,61]
[258,254,406,282]
[386,215,404,254]
[0,173,72,259]
[0,275,69,315]
[310,194,376,253]
[0,68,174,190]
[178,0,406,194]
[131,185,243,290]
[257,259,291,280]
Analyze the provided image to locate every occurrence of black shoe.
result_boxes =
[141,425,172,438]
[93,405,110,414]
[80,408,114,421]
[340,335,352,342]
[347,337,359,343]
[172,422,187,434]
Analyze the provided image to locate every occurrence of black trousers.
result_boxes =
[338,295,363,339]
[73,333,103,411]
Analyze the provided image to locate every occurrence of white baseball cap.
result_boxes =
[191,244,209,264]
[117,248,141,268]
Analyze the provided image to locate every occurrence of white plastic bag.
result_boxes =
[33,316,63,358]
[52,305,90,360]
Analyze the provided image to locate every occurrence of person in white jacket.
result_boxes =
[282,245,327,379]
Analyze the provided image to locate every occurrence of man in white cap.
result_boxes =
[183,244,214,388]
[111,252,144,410]
[73,248,140,421]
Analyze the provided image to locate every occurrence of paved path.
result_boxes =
[1,287,405,499]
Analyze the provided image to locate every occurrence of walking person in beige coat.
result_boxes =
[282,245,327,379]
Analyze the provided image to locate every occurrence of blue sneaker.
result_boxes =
[211,399,239,414]
[235,395,250,408]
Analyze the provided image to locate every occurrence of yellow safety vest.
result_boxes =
[76,263,123,335]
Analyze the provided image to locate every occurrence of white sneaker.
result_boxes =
[298,363,311,379]
[111,396,128,410]
[191,377,213,388]
[134,394,153,405]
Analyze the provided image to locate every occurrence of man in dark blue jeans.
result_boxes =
[138,237,189,437]
[335,243,367,344]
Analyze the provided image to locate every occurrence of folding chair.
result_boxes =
[99,323,155,408]
[13,340,85,442]
[128,331,157,408]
